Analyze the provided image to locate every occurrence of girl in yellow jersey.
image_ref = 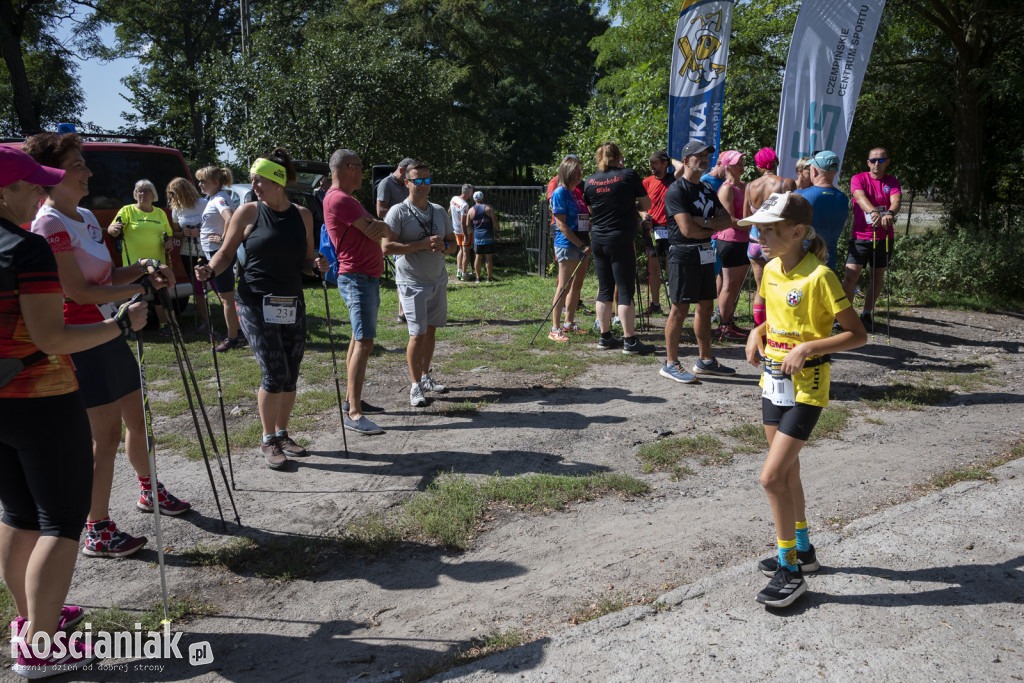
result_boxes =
[739,192,866,608]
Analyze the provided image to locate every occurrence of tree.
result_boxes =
[221,13,492,181]
[0,0,84,134]
[352,0,606,181]
[889,0,1024,218]
[81,0,238,165]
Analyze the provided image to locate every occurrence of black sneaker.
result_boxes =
[647,303,662,315]
[756,567,807,607]
[342,400,385,415]
[860,311,873,329]
[622,338,654,355]
[757,544,820,577]
[596,335,624,350]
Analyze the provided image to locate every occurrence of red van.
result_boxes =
[2,135,195,306]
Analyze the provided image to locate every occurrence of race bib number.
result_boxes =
[698,243,715,265]
[577,216,591,232]
[653,227,669,241]
[263,296,298,325]
[762,362,796,407]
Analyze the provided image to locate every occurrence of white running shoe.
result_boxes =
[410,383,426,407]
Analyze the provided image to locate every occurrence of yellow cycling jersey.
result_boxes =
[758,252,850,407]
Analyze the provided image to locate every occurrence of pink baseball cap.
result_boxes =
[0,146,65,187]
[719,150,744,167]
[754,148,778,170]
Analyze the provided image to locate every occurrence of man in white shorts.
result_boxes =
[382,162,458,407]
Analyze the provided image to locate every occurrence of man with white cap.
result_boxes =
[660,140,736,383]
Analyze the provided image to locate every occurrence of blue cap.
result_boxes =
[810,150,839,171]
[57,123,76,134]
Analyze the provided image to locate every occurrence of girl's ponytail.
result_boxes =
[803,224,828,262]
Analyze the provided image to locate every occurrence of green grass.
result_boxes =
[636,435,726,479]
[84,595,216,632]
[808,405,854,443]
[925,439,1024,490]
[181,472,649,576]
[407,629,528,682]
[429,398,495,415]
[861,383,952,410]
[182,536,332,581]
[570,593,632,624]
[719,423,767,448]
[402,472,649,549]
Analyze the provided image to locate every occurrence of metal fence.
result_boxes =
[427,184,549,275]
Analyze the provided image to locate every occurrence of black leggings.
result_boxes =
[592,237,636,305]
[0,392,93,540]
[236,298,307,393]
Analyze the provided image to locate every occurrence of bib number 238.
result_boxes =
[263,296,298,325]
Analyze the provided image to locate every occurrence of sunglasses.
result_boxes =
[408,177,432,186]
[868,158,888,164]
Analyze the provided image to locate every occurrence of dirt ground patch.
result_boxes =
[53,307,1023,681]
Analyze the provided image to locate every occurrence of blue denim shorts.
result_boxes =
[555,243,586,262]
[337,272,380,340]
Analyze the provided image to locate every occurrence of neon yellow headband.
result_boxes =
[250,158,287,186]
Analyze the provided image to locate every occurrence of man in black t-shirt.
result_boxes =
[660,140,736,383]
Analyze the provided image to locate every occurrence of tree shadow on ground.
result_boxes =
[300,448,612,491]
[777,555,1024,615]
[72,618,538,682]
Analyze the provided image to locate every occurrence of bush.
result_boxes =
[888,219,1024,307]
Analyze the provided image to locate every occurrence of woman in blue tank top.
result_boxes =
[467,191,499,282]
[196,148,327,470]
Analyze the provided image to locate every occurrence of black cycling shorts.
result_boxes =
[716,240,750,269]
[761,398,823,442]
[846,238,892,268]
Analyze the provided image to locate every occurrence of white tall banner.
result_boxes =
[775,0,886,179]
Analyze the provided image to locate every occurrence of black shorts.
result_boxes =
[846,238,892,268]
[71,336,141,409]
[205,249,237,294]
[761,398,823,441]
[716,240,749,269]
[667,244,716,304]
[475,243,495,255]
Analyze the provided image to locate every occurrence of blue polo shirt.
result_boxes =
[796,185,849,270]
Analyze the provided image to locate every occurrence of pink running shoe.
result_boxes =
[10,606,85,644]
[11,639,94,679]
[82,518,147,558]
[137,482,191,516]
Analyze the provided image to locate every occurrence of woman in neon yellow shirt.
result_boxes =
[108,179,174,333]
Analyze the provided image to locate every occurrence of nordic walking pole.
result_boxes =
[158,287,240,526]
[196,255,235,489]
[885,235,892,346]
[127,293,170,627]
[870,219,877,341]
[314,258,349,458]
[530,257,587,345]
[150,285,228,530]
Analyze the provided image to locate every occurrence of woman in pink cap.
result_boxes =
[714,150,750,340]
[0,146,147,677]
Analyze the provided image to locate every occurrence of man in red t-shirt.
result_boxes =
[639,150,676,314]
[324,148,397,434]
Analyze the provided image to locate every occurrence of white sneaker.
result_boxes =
[420,373,447,393]
[410,383,426,407]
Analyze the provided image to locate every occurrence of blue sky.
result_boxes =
[56,13,139,131]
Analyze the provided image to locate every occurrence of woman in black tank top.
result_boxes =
[196,148,327,470]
